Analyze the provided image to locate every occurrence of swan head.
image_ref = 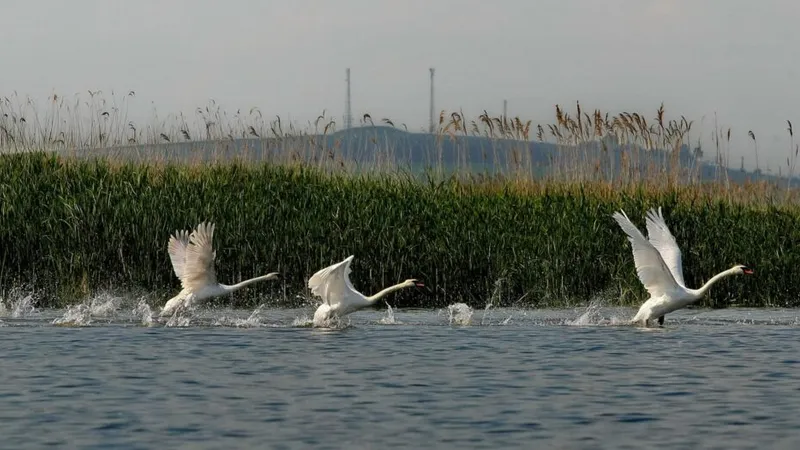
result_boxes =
[733,265,754,275]
[404,279,425,288]
[264,272,280,281]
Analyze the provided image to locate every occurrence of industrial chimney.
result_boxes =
[429,68,435,133]
[344,68,353,129]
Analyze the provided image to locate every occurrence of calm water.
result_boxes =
[1,297,799,449]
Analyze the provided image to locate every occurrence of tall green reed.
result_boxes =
[0,152,797,308]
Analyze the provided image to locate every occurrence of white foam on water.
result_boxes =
[52,303,93,327]
[565,288,631,327]
[0,287,39,319]
[447,302,473,326]
[51,291,127,327]
[291,314,313,327]
[314,314,353,330]
[132,298,155,326]
[0,280,794,330]
[379,302,400,325]
[164,306,193,327]
[88,293,123,318]
[213,304,273,328]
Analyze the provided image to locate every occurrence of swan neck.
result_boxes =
[223,275,272,292]
[366,282,411,304]
[692,268,738,298]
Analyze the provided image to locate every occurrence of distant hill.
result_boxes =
[63,125,788,185]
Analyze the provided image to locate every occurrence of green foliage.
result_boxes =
[0,152,794,308]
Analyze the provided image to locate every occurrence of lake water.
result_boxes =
[1,294,799,449]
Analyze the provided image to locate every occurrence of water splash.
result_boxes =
[52,304,93,326]
[566,297,630,327]
[379,302,400,325]
[132,298,154,326]
[164,307,193,327]
[310,313,353,330]
[1,289,38,318]
[477,278,518,326]
[12,294,37,318]
[2,300,798,329]
[481,278,506,325]
[213,304,269,328]
[607,315,630,326]
[566,300,604,326]
[291,314,313,327]
[88,293,122,318]
[447,302,473,326]
[481,303,493,326]
[51,292,128,326]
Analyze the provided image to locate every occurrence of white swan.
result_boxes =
[612,207,753,327]
[308,255,424,327]
[160,222,279,317]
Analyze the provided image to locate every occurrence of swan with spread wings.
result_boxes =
[160,222,279,317]
[612,207,753,327]
[308,255,424,327]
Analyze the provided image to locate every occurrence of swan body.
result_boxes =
[308,255,423,327]
[160,222,279,317]
[612,207,753,327]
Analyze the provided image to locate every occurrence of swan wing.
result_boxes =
[644,207,686,287]
[181,221,218,291]
[308,255,355,307]
[612,210,681,298]
[167,229,191,281]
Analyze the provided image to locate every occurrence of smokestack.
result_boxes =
[429,68,435,133]
[503,99,507,119]
[344,68,352,129]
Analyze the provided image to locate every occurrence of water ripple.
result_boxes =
[0,306,798,448]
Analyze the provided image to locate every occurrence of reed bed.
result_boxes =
[0,151,798,309]
[2,92,800,308]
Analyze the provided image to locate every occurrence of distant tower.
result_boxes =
[503,99,508,119]
[429,68,435,133]
[344,68,353,129]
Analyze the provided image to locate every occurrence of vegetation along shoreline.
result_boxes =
[1,95,797,309]
[0,151,794,309]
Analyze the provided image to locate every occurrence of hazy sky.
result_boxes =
[2,0,799,170]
